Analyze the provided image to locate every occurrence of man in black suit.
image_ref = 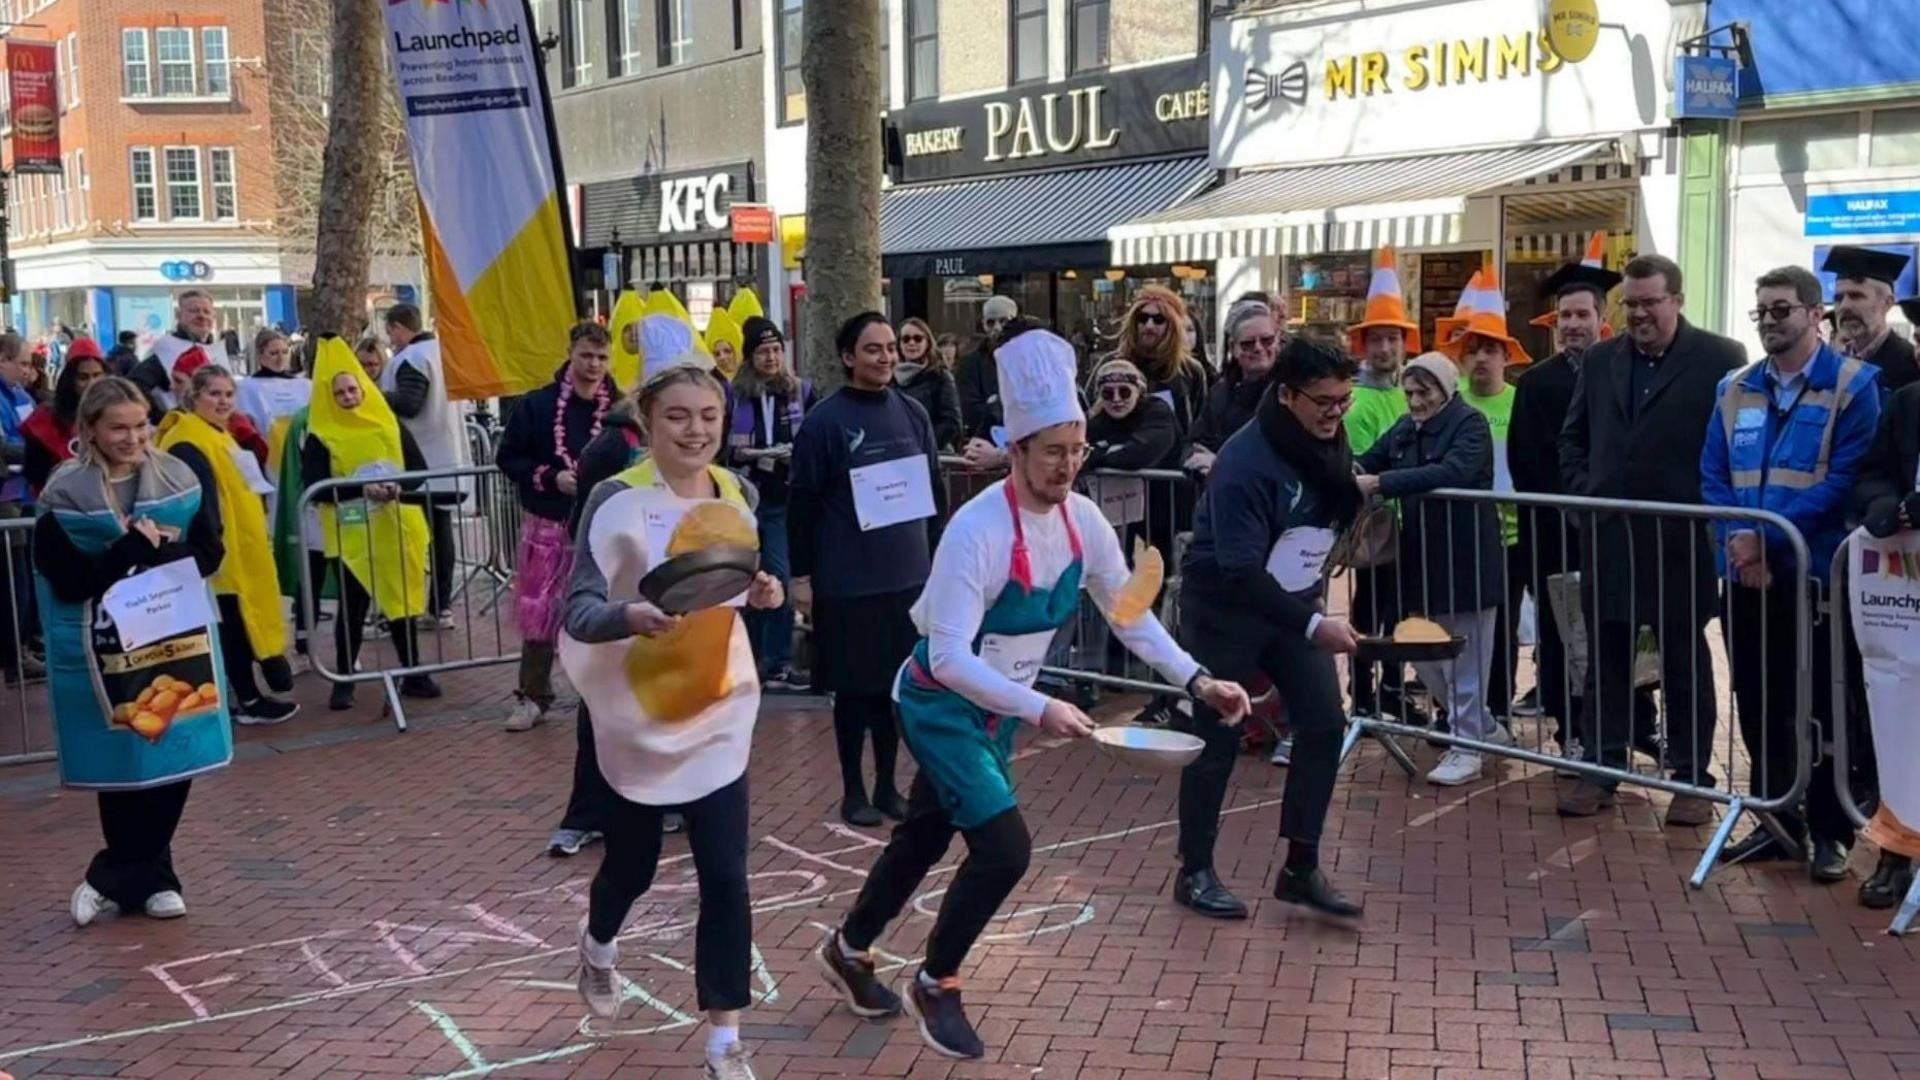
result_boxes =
[1556,254,1746,824]
[1827,246,1919,393]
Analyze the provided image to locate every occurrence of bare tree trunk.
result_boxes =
[799,0,883,391]
[307,0,386,339]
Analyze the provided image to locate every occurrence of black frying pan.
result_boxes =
[1354,635,1466,664]
[638,546,760,615]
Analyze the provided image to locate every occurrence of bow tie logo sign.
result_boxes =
[1245,61,1308,114]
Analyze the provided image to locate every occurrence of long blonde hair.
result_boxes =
[73,376,151,467]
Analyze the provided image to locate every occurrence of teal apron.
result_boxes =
[37,455,234,790]
[895,482,1083,829]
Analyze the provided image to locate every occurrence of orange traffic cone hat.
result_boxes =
[1440,268,1533,367]
[1433,270,1486,351]
[1347,247,1421,356]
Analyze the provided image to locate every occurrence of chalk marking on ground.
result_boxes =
[412,1002,488,1070]
[0,795,1287,1064]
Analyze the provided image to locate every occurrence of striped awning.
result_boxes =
[881,156,1213,256]
[1108,140,1616,265]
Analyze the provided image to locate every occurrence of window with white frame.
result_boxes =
[655,0,692,68]
[53,157,69,231]
[54,34,66,111]
[569,0,592,86]
[209,147,237,221]
[122,29,151,97]
[618,0,643,75]
[73,147,88,223]
[131,147,157,220]
[1,69,11,131]
[155,28,196,96]
[65,33,79,107]
[201,27,229,97]
[165,147,202,219]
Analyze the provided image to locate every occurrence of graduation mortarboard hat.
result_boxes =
[1821,244,1912,288]
[1538,231,1624,302]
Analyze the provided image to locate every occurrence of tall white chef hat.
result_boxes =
[638,314,713,384]
[995,327,1084,443]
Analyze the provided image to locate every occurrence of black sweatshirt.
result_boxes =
[788,385,943,599]
[300,426,430,502]
[495,372,612,522]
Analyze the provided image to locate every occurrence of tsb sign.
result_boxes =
[658,173,732,234]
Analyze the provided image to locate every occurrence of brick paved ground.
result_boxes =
[3,658,1919,1080]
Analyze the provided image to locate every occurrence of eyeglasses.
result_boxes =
[1295,390,1354,415]
[1099,385,1138,402]
[1621,295,1675,312]
[1136,313,1168,327]
[1235,335,1279,351]
[1748,303,1809,325]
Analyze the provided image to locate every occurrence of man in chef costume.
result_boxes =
[813,321,1249,1060]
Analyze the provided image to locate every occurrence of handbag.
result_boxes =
[1331,498,1399,571]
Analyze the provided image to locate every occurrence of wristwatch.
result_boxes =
[1184,667,1212,696]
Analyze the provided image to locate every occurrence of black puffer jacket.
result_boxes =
[1357,395,1503,615]
[1190,363,1272,453]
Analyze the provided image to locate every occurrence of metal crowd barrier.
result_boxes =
[1335,488,1813,889]
[296,464,526,732]
[1827,536,1920,936]
[0,516,53,766]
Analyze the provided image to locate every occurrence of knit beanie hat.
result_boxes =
[741,316,783,355]
[1404,351,1459,400]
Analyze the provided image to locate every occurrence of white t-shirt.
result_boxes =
[911,486,1199,722]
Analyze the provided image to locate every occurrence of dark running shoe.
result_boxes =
[902,974,984,1059]
[815,932,902,1018]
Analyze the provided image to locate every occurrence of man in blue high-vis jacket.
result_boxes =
[1702,264,1882,883]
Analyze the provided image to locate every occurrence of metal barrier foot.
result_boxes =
[1691,798,1746,889]
[1339,717,1365,764]
[1754,811,1807,865]
[1890,876,1920,937]
[1339,716,1418,777]
[1378,730,1419,778]
[383,673,408,733]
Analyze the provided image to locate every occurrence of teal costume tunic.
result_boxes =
[894,482,1083,829]
[37,454,234,790]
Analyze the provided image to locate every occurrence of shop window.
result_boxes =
[1870,107,1920,169]
[165,147,202,221]
[777,0,805,124]
[1070,0,1109,73]
[656,0,692,68]
[130,148,157,222]
[1010,0,1046,85]
[1737,113,1859,175]
[906,0,937,102]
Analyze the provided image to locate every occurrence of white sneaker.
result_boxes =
[1481,723,1514,748]
[144,890,188,919]
[71,882,118,927]
[704,1042,757,1080]
[576,925,620,1019]
[1427,749,1484,787]
[1269,737,1292,766]
[505,698,543,732]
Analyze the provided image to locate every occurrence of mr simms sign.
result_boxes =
[890,56,1209,183]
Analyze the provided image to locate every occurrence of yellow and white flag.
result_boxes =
[382,0,577,400]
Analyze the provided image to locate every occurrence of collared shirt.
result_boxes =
[1764,360,1811,413]
[1844,325,1891,361]
[1628,342,1667,416]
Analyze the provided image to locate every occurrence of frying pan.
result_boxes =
[1092,725,1205,771]
[637,545,760,615]
[1354,635,1466,664]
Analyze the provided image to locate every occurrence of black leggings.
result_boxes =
[1178,601,1347,874]
[558,704,616,832]
[87,781,192,909]
[334,564,421,675]
[833,693,900,803]
[216,594,262,703]
[587,773,752,1012]
[841,771,1032,980]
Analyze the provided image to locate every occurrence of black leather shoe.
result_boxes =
[1809,837,1851,883]
[1173,868,1247,920]
[1860,853,1914,910]
[1719,828,1798,865]
[328,683,355,711]
[1275,866,1364,918]
[841,798,883,828]
[873,788,909,822]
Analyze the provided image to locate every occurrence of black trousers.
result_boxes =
[1177,601,1346,874]
[334,564,421,675]
[1347,561,1403,713]
[834,694,900,804]
[1726,581,1851,844]
[841,771,1032,980]
[429,507,457,614]
[87,781,192,909]
[558,704,616,832]
[216,594,262,703]
[1581,611,1718,786]
[587,773,752,1011]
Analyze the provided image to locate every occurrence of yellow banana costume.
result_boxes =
[157,411,288,661]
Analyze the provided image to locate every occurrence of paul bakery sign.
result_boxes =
[892,56,1208,183]
[1218,0,1672,168]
